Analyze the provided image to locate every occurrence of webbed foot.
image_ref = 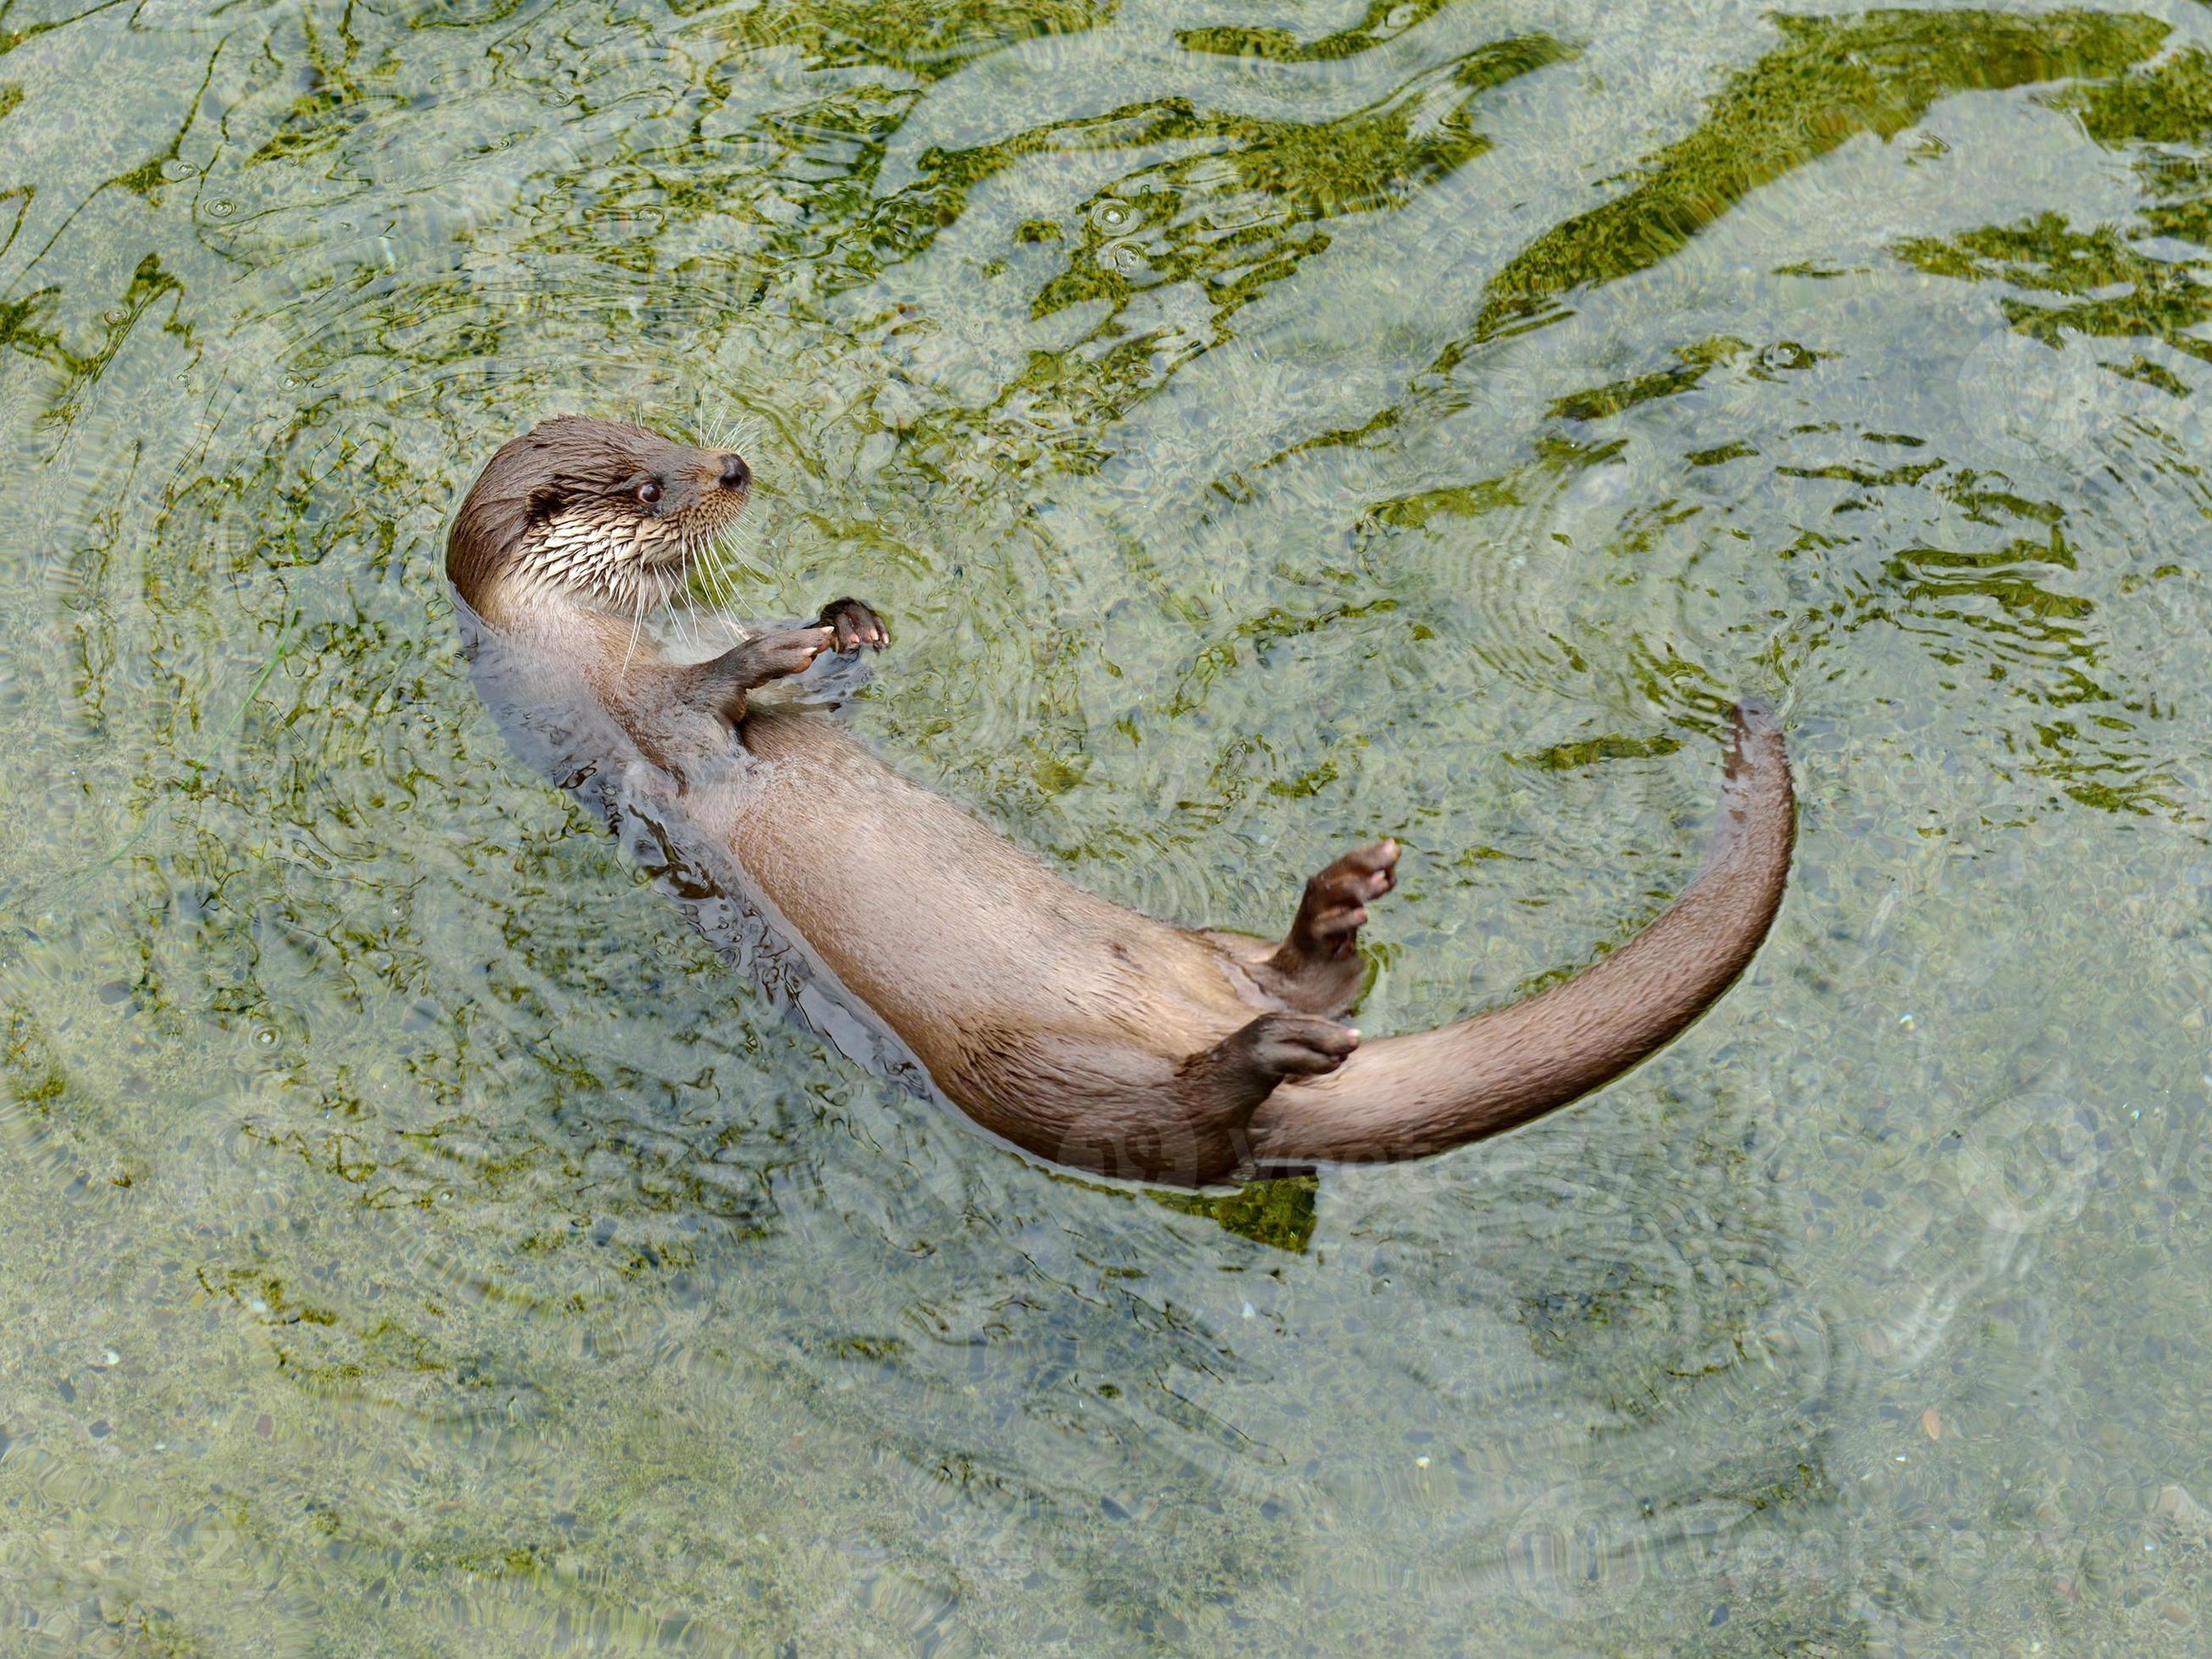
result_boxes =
[1223,1011,1361,1082]
[1178,1011,1359,1110]
[1244,841,1398,1016]
[1169,1012,1360,1183]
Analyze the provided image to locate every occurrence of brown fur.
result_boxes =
[450,418,1796,1187]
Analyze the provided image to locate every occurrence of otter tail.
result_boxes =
[1245,702,1795,1166]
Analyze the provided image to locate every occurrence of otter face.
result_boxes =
[450,416,753,615]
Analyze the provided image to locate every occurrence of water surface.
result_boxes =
[4,0,2212,1650]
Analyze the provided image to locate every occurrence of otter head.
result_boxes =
[447,416,753,619]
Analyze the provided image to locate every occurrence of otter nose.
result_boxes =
[719,452,753,492]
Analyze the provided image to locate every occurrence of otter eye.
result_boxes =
[637,479,663,507]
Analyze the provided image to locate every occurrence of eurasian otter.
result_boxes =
[449,416,1795,1187]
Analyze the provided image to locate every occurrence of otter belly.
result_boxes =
[678,703,1259,1097]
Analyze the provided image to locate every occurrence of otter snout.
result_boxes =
[719,452,752,493]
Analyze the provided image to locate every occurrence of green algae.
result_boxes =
[1176,0,1459,64]
[1151,1174,1321,1253]
[1477,9,2171,339]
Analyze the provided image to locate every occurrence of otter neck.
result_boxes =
[463,536,692,637]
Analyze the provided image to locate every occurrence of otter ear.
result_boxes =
[526,483,565,522]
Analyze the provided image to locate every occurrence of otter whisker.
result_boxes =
[621,575,650,675]
[712,547,751,618]
[690,530,738,616]
[702,543,742,615]
[686,546,730,623]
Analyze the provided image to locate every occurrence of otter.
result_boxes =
[448,416,1794,1187]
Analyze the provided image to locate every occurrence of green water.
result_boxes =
[3,0,2212,1650]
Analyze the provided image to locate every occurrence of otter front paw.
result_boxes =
[816,596,889,653]
[675,626,836,725]
[742,625,839,681]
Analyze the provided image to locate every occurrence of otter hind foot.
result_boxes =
[1233,1011,1361,1080]
[1171,1012,1359,1183]
[1179,1012,1359,1108]
[1247,840,1398,1016]
[1287,839,1398,962]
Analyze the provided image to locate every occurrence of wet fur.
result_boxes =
[450,418,1796,1187]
